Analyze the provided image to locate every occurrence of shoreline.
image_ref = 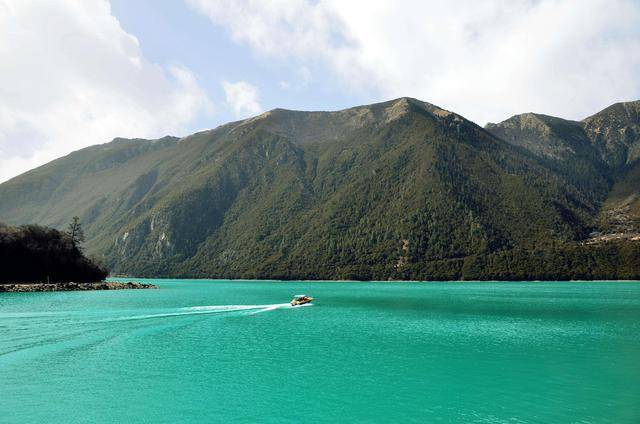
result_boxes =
[109,277,640,283]
[0,281,158,292]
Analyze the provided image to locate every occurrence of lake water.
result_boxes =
[1,280,639,423]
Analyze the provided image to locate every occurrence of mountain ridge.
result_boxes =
[1,97,639,280]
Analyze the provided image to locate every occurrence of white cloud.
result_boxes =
[222,81,262,117]
[187,0,640,125]
[0,0,214,183]
[278,66,313,91]
[186,0,345,58]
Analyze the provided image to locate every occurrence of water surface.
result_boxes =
[1,280,639,423]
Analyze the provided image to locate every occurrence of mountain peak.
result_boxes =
[485,111,594,163]
[1,96,637,280]
[383,97,416,121]
[583,99,640,123]
[225,97,461,145]
[248,97,454,120]
[582,100,640,168]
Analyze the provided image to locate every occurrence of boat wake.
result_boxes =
[109,302,310,322]
[0,302,313,360]
[185,303,292,315]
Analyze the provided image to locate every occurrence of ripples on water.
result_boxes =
[1,280,639,423]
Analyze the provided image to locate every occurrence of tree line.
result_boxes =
[0,217,107,284]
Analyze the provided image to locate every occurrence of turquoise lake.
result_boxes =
[1,280,639,423]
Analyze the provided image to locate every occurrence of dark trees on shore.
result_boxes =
[0,223,108,284]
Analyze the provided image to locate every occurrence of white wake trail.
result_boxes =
[108,303,301,322]
[185,304,290,312]
[248,303,291,315]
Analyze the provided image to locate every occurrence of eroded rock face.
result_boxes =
[486,113,585,160]
[0,281,158,292]
[583,100,640,168]
[486,101,640,170]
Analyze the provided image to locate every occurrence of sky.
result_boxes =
[1,0,639,183]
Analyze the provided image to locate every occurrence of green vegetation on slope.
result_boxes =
[487,100,640,241]
[0,98,638,280]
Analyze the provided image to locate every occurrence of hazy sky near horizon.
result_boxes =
[1,0,639,183]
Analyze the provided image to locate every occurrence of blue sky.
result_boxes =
[110,0,369,130]
[1,0,639,182]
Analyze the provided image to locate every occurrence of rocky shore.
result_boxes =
[0,281,158,292]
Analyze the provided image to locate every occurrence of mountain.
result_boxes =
[1,98,639,280]
[583,100,640,169]
[484,113,610,197]
[584,101,640,235]
[486,100,640,240]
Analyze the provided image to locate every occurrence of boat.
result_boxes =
[290,294,313,306]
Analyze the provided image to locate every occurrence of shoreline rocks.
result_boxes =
[0,281,158,292]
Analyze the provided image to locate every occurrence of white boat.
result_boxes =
[290,294,313,306]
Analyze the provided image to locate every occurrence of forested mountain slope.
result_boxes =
[486,100,640,243]
[1,98,639,280]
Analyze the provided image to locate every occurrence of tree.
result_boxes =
[67,216,85,247]
[0,224,108,283]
